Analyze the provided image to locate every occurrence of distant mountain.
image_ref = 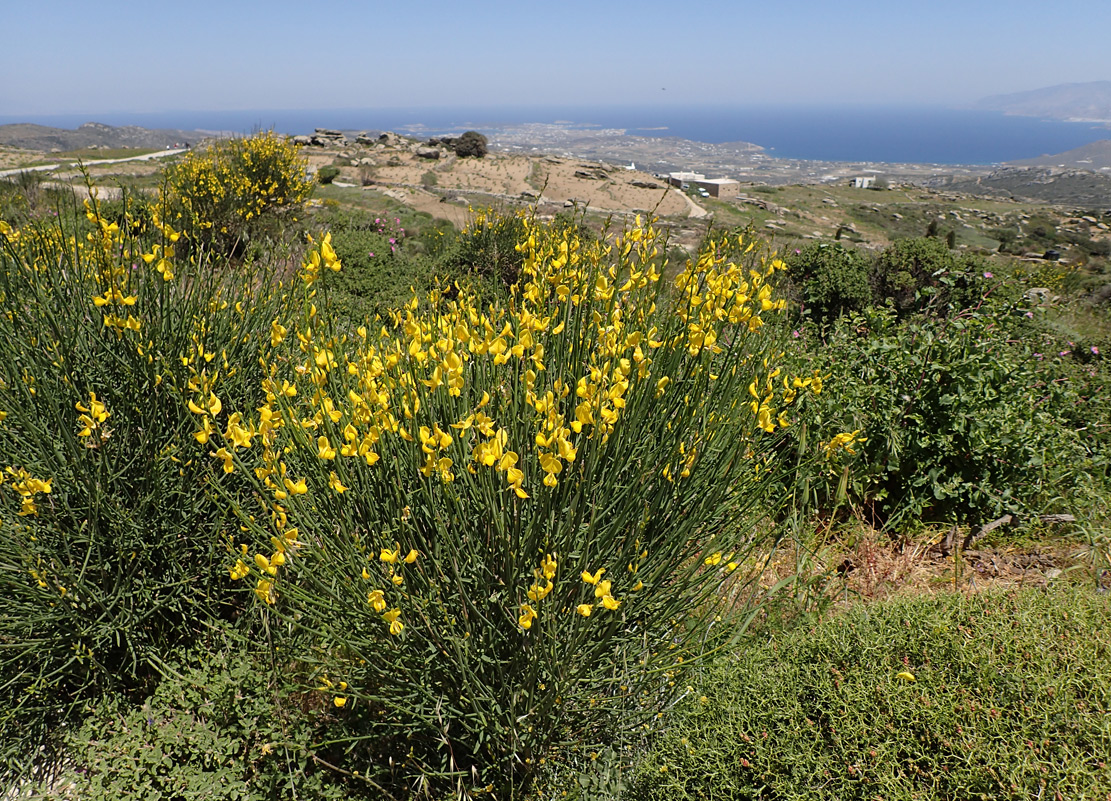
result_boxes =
[0,122,199,151]
[976,81,1111,121]
[1009,140,1111,169]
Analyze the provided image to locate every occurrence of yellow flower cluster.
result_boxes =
[164,131,312,237]
[518,553,558,629]
[75,391,110,443]
[299,232,342,287]
[577,566,621,617]
[207,211,816,637]
[3,467,53,517]
[824,429,865,458]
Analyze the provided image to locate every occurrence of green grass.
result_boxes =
[628,586,1111,800]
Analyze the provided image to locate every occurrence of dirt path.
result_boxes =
[0,148,187,180]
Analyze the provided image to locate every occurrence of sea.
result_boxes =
[3,105,1110,166]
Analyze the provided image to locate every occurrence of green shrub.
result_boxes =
[787,241,873,324]
[0,192,297,777]
[200,217,808,799]
[787,304,1085,527]
[438,206,527,287]
[316,212,436,320]
[631,587,1111,800]
[317,165,340,185]
[870,237,986,317]
[53,634,353,801]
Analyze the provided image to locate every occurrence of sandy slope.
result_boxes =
[305,143,701,221]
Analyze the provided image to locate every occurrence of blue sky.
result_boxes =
[3,0,1108,117]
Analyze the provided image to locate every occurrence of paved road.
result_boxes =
[0,148,189,180]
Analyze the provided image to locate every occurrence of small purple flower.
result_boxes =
[389,238,396,245]
[983,272,993,279]
[368,252,374,257]
[1025,311,1034,318]
[794,249,800,255]
[792,330,801,338]
[1034,352,1043,360]
[1093,346,1101,355]
[1059,350,1070,357]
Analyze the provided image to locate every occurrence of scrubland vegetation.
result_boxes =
[0,133,1108,800]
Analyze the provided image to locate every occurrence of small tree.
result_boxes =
[454,130,488,159]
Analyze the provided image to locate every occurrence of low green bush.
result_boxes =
[631,586,1111,800]
[49,633,353,801]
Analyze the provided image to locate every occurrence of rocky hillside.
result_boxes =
[299,129,699,225]
[1010,139,1111,169]
[923,166,1111,208]
[0,122,198,151]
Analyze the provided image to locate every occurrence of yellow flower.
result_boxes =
[581,568,605,585]
[824,430,864,458]
[255,578,276,604]
[283,477,308,495]
[541,553,557,580]
[270,319,287,347]
[194,416,214,444]
[594,579,612,599]
[576,604,593,617]
[404,549,419,564]
[518,603,538,630]
[527,578,553,601]
[328,471,348,493]
[367,589,387,612]
[333,696,347,708]
[317,436,337,460]
[383,608,404,635]
[896,671,916,683]
[229,559,250,580]
[704,552,723,566]
[380,546,400,564]
[601,594,621,611]
[212,447,235,474]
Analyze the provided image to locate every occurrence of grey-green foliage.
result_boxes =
[56,640,353,801]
